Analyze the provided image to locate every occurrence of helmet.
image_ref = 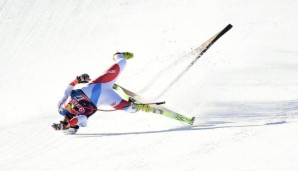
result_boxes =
[58,107,71,116]
[59,97,81,115]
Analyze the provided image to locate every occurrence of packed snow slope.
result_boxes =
[1,0,298,170]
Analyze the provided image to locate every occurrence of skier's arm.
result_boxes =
[57,79,78,108]
[57,74,91,108]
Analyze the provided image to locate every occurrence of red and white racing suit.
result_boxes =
[58,54,135,127]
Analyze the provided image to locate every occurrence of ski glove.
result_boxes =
[52,121,68,130]
[76,73,91,83]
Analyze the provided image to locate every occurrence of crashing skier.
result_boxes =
[52,52,194,134]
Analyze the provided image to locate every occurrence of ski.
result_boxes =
[151,105,195,125]
[113,84,195,125]
[155,24,233,99]
[112,25,233,124]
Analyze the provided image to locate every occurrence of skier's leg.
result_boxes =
[81,54,127,105]
[96,88,137,112]
[80,53,137,112]
[91,54,127,86]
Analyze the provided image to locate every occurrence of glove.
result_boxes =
[76,73,91,83]
[114,52,134,60]
[52,121,68,130]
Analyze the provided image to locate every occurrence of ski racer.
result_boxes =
[52,52,151,134]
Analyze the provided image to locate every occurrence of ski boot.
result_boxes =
[114,52,134,60]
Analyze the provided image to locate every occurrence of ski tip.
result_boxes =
[226,24,233,30]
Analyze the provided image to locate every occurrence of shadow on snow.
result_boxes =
[74,99,298,138]
[74,121,286,138]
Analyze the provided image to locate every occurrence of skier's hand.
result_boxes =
[76,73,91,83]
[52,121,68,130]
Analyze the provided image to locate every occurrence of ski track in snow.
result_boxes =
[1,0,298,170]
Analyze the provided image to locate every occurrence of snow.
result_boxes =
[1,0,298,170]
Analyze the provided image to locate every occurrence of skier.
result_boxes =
[52,52,151,134]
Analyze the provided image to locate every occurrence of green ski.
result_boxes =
[113,84,195,125]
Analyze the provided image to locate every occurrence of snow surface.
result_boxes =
[1,0,298,170]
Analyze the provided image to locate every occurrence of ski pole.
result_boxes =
[77,101,166,112]
[134,101,166,105]
[96,101,166,111]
